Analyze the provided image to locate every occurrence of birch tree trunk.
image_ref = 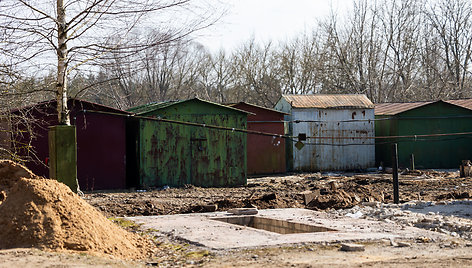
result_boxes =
[56,0,69,125]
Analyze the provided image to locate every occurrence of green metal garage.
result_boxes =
[375,99,472,169]
[128,98,248,188]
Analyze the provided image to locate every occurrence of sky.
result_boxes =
[195,0,352,52]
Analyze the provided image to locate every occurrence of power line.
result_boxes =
[296,136,472,147]
[82,109,285,138]
[247,114,472,123]
[81,109,472,143]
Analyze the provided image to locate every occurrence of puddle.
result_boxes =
[211,216,337,234]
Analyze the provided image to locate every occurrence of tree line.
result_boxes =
[3,0,472,111]
[79,0,472,109]
[2,0,472,163]
[0,0,219,160]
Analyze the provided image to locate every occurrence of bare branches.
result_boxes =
[424,0,472,98]
[3,0,472,119]
[18,0,59,24]
[80,0,472,109]
[0,0,223,123]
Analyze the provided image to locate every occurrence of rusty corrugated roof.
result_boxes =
[228,102,289,115]
[374,101,433,115]
[375,99,472,115]
[282,94,374,109]
[444,99,472,111]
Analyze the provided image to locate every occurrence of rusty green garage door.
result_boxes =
[133,98,248,188]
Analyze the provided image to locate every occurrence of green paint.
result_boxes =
[132,99,247,187]
[375,101,472,169]
[48,125,78,192]
[294,141,305,150]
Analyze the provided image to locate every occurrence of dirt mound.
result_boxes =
[0,160,155,259]
[306,181,385,210]
[0,160,37,191]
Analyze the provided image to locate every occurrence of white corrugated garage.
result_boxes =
[275,94,375,171]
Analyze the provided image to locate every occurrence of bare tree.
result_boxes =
[197,49,234,103]
[0,0,221,124]
[417,20,447,99]
[231,40,281,107]
[0,71,46,163]
[377,0,423,102]
[425,0,472,99]
[318,0,432,103]
[7,0,471,111]
[320,0,382,97]
[277,32,323,95]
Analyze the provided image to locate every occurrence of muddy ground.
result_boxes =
[84,170,471,218]
[4,170,472,267]
[3,239,472,268]
[80,170,472,267]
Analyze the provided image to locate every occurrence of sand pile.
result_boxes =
[0,160,155,259]
[0,159,37,192]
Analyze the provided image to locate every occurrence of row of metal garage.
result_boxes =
[2,95,472,190]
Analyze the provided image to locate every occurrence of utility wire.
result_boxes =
[81,109,285,138]
[81,109,472,146]
[240,114,472,123]
[296,136,472,146]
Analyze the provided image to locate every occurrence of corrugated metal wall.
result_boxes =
[232,103,286,175]
[375,101,472,169]
[139,119,190,187]
[291,108,375,171]
[247,122,285,174]
[10,100,130,190]
[137,100,247,187]
[274,98,294,171]
[76,112,127,190]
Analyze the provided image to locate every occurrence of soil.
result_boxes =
[202,240,472,268]
[84,170,471,218]
[0,160,156,260]
[2,238,472,267]
[2,163,472,267]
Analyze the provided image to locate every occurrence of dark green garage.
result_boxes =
[128,98,248,188]
[375,100,472,169]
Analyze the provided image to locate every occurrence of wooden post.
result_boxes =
[460,160,472,178]
[410,154,415,170]
[392,143,399,204]
[49,125,78,192]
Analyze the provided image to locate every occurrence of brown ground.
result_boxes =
[84,170,471,218]
[2,164,472,267]
[2,238,472,267]
[0,160,156,260]
[202,240,472,268]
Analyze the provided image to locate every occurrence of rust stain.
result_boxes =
[282,94,374,109]
[375,102,432,115]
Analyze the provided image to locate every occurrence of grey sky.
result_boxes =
[195,0,352,52]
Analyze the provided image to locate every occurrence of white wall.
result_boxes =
[291,108,375,171]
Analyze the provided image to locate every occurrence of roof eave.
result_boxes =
[129,98,254,115]
[229,102,289,115]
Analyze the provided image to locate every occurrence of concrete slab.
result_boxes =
[128,208,448,250]
[405,201,472,218]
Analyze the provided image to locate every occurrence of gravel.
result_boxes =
[332,200,472,240]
